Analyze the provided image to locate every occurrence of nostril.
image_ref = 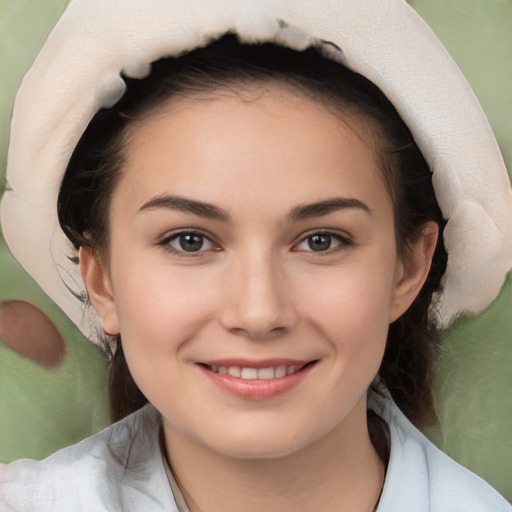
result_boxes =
[0,300,66,367]
[228,325,288,340]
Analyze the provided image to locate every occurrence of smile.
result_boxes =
[198,360,318,400]
[205,364,305,380]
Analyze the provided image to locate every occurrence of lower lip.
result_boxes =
[198,363,316,400]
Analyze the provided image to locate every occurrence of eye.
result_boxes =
[163,231,216,254]
[295,232,350,253]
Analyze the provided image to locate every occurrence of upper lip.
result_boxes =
[198,358,315,369]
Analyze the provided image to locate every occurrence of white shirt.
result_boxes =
[0,395,510,511]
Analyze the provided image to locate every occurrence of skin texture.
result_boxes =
[80,87,437,512]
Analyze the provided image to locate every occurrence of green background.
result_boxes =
[0,0,511,501]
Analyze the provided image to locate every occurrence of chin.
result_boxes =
[197,419,324,461]
[213,437,307,461]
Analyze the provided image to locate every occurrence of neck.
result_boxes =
[163,399,385,512]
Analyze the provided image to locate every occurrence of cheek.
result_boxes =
[299,262,395,332]
[109,262,219,409]
[111,263,218,349]
[294,260,395,372]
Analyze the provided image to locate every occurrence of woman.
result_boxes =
[1,1,511,510]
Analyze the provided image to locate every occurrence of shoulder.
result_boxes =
[0,404,176,512]
[370,393,511,512]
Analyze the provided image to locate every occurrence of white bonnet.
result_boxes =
[1,0,512,346]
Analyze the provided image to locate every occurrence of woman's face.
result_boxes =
[84,87,427,459]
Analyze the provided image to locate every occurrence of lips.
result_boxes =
[197,359,317,400]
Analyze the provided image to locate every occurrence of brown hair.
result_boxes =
[58,34,446,426]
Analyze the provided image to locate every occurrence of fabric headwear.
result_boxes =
[2,0,512,347]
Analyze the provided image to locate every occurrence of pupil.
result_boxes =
[180,234,203,252]
[308,234,331,251]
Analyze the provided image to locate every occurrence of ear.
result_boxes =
[79,247,120,335]
[389,221,439,323]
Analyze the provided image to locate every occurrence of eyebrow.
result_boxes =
[288,198,371,222]
[138,194,230,222]
[138,194,371,222]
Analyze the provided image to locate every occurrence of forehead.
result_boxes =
[115,87,390,218]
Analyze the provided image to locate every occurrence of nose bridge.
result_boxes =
[220,244,296,338]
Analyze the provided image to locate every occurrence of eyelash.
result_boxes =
[158,230,219,258]
[158,229,353,257]
[293,230,353,254]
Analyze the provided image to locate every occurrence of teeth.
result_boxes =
[275,365,287,378]
[227,366,241,378]
[208,364,303,379]
[286,365,296,375]
[241,367,258,379]
[257,367,275,380]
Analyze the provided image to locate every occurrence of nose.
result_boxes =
[219,251,298,339]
